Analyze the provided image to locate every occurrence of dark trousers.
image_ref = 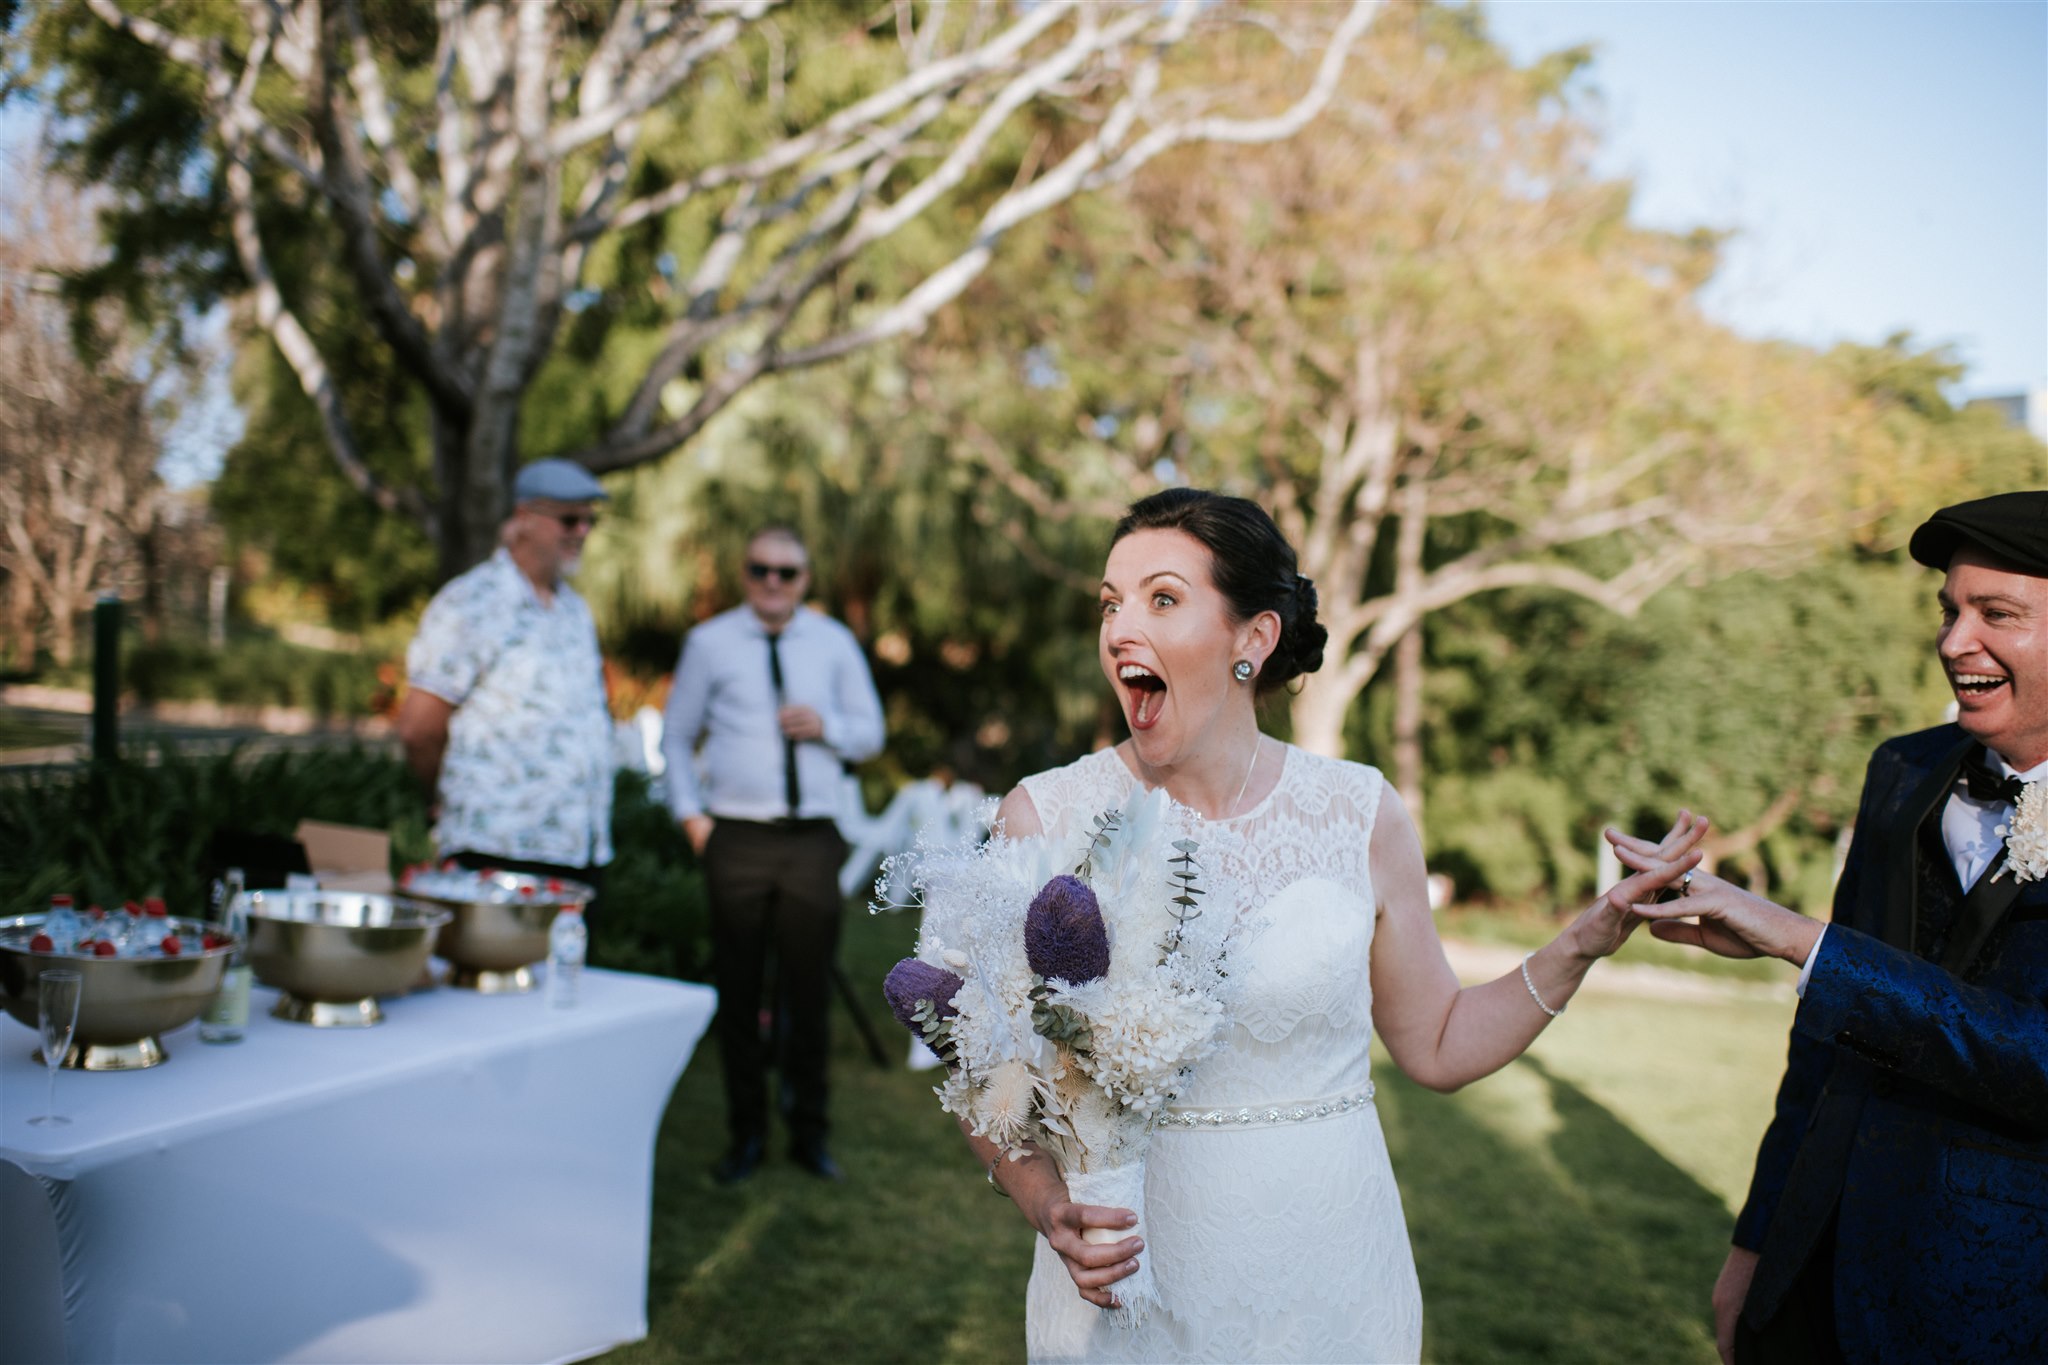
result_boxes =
[1737,1221,1847,1365]
[703,818,846,1149]
[449,850,605,924]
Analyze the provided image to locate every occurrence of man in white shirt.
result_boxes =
[1631,490,2048,1364]
[397,459,615,898]
[663,525,885,1183]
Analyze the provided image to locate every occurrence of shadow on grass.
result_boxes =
[1385,1054,1730,1364]
[607,910,1736,1365]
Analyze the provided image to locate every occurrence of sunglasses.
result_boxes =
[746,562,804,584]
[550,511,599,532]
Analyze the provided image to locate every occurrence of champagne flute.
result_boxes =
[30,969,82,1126]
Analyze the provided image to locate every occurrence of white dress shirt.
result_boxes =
[1797,744,2048,995]
[661,605,885,823]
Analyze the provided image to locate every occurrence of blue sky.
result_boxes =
[1485,0,2047,397]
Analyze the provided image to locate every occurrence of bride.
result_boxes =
[971,488,1703,1363]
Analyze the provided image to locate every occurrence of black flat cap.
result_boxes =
[1909,490,2048,576]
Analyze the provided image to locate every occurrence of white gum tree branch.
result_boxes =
[78,0,1377,571]
[208,13,427,528]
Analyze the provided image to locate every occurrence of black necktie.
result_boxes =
[1959,746,2026,805]
[766,632,800,816]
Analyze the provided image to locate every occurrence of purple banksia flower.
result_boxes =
[883,958,964,1037]
[1024,875,1110,985]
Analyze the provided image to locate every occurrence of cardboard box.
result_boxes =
[294,820,395,894]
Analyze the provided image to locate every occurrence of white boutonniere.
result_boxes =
[1995,782,2048,884]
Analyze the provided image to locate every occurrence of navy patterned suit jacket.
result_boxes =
[1734,724,2048,1363]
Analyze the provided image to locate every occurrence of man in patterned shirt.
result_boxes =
[397,459,615,902]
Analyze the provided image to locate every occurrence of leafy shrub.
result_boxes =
[0,746,707,978]
[40,632,394,718]
[127,636,391,716]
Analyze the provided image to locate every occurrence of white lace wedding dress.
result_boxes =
[1019,745,1423,1364]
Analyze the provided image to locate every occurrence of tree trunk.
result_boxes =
[1391,619,1423,832]
[1388,471,1427,827]
[1289,672,1353,759]
[49,605,76,669]
[433,405,519,580]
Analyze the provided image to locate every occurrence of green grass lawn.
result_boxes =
[605,906,1796,1365]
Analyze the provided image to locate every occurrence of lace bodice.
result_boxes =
[1020,745,1383,1104]
[1020,745,1420,1364]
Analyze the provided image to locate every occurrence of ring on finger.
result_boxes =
[1679,870,1695,897]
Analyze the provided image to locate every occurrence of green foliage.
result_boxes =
[0,744,431,918]
[1029,986,1095,1052]
[599,771,710,980]
[133,634,389,716]
[211,340,438,628]
[0,748,706,977]
[38,629,395,718]
[1412,551,1953,905]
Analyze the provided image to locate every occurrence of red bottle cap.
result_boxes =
[92,940,118,956]
[124,900,144,915]
[160,936,183,955]
[29,934,54,952]
[145,897,169,916]
[50,894,74,908]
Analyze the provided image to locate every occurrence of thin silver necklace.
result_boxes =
[1223,736,1263,821]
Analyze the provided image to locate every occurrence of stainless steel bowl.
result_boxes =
[0,915,236,1069]
[404,869,593,994]
[244,891,451,1027]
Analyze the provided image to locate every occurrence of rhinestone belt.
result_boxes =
[1155,1082,1377,1131]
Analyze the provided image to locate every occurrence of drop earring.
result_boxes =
[1232,659,1254,683]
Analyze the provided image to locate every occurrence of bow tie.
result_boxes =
[1959,747,2027,805]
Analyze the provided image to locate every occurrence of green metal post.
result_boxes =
[92,594,121,764]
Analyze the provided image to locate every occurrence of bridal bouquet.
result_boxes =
[880,787,1235,1327]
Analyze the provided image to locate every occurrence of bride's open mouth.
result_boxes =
[1119,663,1167,730]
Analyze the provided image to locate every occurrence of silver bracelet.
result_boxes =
[1520,951,1564,1018]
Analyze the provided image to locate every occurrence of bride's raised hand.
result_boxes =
[1606,809,1710,868]
[1033,1191,1143,1311]
[1573,811,1709,958]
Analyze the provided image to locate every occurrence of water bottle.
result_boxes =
[44,894,82,953]
[134,897,171,952]
[201,869,251,1043]
[547,904,586,1009]
[101,900,139,953]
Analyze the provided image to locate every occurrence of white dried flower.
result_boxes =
[1997,781,2048,885]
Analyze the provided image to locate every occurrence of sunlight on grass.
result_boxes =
[1522,993,1794,1213]
[1445,1053,1569,1178]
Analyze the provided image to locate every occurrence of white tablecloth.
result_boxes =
[0,969,715,1365]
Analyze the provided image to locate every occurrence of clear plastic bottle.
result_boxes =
[200,870,251,1043]
[134,897,171,952]
[546,904,586,1009]
[44,894,82,954]
[101,900,139,954]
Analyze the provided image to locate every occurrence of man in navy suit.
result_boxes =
[1627,490,2048,1364]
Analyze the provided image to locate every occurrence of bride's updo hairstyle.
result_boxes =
[1111,488,1328,694]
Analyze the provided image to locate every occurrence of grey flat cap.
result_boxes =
[513,458,609,505]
